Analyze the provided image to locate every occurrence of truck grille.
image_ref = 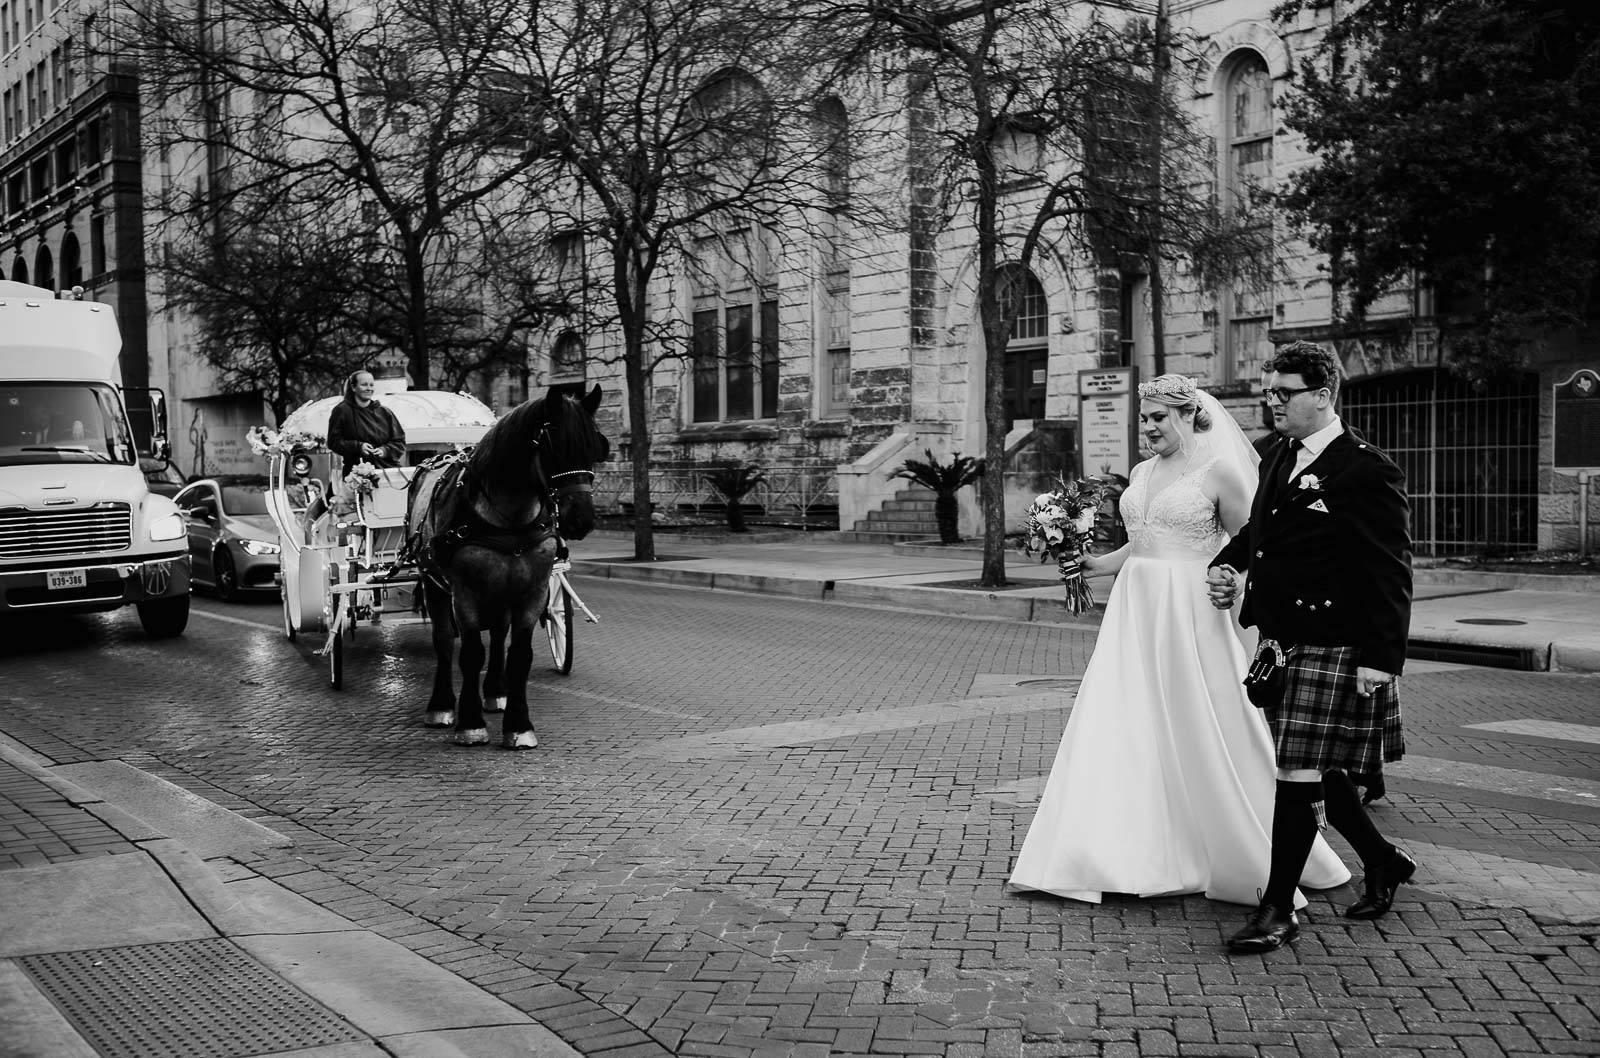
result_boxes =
[0,505,134,558]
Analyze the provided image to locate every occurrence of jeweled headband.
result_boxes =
[1137,375,1198,402]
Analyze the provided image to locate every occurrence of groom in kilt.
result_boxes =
[1207,340,1415,953]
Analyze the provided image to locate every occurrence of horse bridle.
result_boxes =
[529,422,597,518]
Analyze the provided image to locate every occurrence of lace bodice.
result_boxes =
[1121,455,1227,560]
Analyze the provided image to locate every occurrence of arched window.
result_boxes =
[10,256,27,283]
[549,331,585,383]
[686,71,781,424]
[815,96,850,417]
[1221,52,1274,384]
[61,231,82,289]
[34,244,54,291]
[999,265,1048,427]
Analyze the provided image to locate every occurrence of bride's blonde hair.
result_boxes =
[1137,374,1213,431]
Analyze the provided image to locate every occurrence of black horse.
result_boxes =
[406,385,609,748]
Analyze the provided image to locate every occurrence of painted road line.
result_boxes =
[1398,839,1600,924]
[1386,756,1600,806]
[1463,719,1600,746]
[631,693,1066,759]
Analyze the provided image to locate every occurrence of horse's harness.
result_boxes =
[409,424,594,584]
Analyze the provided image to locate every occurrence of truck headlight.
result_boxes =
[240,539,281,556]
[149,512,186,542]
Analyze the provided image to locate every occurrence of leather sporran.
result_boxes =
[1244,639,1288,709]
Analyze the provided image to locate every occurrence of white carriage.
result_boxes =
[259,390,595,689]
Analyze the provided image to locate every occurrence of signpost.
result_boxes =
[1077,367,1139,482]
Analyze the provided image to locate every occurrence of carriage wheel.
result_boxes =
[546,581,574,675]
[281,585,296,641]
[327,565,347,690]
[329,623,344,689]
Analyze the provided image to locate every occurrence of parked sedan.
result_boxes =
[174,476,281,601]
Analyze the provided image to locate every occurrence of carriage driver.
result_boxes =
[327,369,406,475]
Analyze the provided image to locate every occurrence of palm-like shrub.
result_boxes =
[705,462,767,532]
[891,449,986,544]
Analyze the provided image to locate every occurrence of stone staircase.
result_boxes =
[837,485,942,543]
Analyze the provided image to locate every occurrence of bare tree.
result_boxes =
[157,195,364,423]
[856,0,1268,587]
[123,0,572,393]
[498,0,885,561]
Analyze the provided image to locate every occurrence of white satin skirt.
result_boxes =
[1008,555,1351,907]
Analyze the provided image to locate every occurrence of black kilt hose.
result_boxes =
[1265,644,1404,773]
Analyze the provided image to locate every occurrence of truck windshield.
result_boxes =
[0,383,136,467]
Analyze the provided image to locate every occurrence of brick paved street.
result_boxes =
[2,578,1597,1057]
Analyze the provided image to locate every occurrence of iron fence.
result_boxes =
[1342,370,1539,556]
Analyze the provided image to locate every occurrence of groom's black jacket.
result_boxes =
[1211,425,1413,675]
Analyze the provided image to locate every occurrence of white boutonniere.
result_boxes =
[1297,473,1322,491]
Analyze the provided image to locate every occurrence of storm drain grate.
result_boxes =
[18,938,365,1058]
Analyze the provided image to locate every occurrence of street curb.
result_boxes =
[571,562,1599,672]
[573,559,1107,627]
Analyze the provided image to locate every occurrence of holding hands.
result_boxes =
[1206,564,1239,609]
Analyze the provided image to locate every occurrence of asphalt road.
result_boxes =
[2,578,1597,1057]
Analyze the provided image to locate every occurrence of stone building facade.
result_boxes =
[1,0,148,390]
[11,0,1594,552]
[550,0,1596,554]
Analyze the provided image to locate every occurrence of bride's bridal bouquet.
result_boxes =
[1018,475,1112,615]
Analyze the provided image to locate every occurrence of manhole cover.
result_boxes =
[1456,618,1527,626]
[19,938,364,1058]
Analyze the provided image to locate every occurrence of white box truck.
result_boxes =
[0,280,192,635]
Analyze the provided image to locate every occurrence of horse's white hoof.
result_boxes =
[425,710,455,728]
[484,696,506,714]
[502,730,538,750]
[455,728,490,745]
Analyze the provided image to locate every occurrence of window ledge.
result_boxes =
[802,419,849,438]
[674,422,779,444]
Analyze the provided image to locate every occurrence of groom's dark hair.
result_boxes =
[1265,340,1341,402]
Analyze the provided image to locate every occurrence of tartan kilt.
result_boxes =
[1262,644,1404,773]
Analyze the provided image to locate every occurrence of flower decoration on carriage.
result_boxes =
[1017,474,1113,615]
[342,461,383,499]
[247,425,326,456]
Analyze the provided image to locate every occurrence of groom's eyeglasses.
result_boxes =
[1263,386,1319,404]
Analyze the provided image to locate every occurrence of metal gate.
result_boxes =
[1342,369,1539,556]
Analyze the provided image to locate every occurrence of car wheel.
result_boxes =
[214,547,239,602]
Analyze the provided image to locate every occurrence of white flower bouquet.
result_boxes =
[247,425,326,456]
[342,461,383,499]
[1017,474,1112,615]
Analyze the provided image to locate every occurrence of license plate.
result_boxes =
[47,569,87,590]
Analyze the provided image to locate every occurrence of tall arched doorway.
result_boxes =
[1342,369,1539,555]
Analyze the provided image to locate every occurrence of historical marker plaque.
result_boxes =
[1554,368,1600,471]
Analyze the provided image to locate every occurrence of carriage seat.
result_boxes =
[357,466,419,528]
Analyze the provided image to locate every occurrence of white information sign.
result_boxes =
[1077,367,1138,481]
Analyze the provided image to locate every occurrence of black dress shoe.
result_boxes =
[1227,903,1300,953]
[1346,848,1417,920]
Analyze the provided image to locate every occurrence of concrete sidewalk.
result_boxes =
[571,530,1600,673]
[0,737,581,1058]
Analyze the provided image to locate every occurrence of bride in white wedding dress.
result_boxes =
[1009,375,1350,907]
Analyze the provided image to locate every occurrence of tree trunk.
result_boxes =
[620,252,657,562]
[727,503,747,532]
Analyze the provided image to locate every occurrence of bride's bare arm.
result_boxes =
[1081,543,1130,577]
[1207,460,1256,537]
